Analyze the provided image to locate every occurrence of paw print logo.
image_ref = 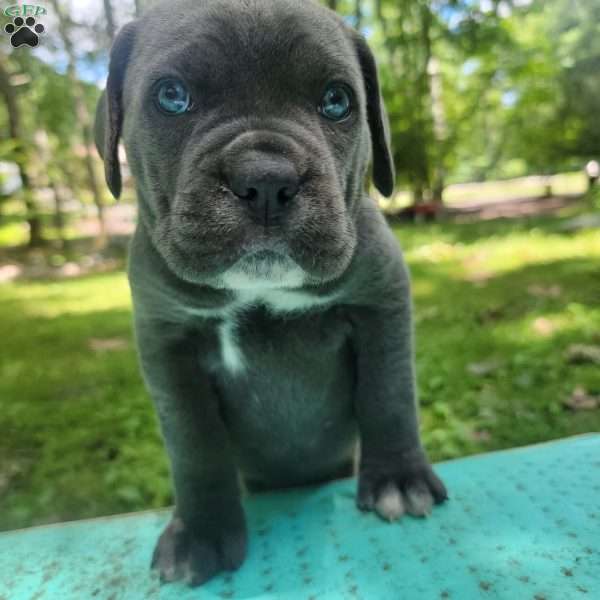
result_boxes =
[4,16,45,48]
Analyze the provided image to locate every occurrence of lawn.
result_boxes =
[1,208,599,531]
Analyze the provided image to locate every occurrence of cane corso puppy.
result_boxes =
[95,0,447,586]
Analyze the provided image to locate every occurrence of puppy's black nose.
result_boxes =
[226,155,299,225]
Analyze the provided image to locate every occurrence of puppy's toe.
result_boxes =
[375,482,405,522]
[151,512,247,588]
[151,517,187,582]
[404,482,434,517]
[357,455,448,522]
[184,539,220,587]
[219,526,248,571]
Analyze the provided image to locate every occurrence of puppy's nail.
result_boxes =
[405,485,434,517]
[160,565,178,583]
[375,483,405,522]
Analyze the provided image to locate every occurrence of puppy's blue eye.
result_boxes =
[156,79,191,115]
[319,84,352,121]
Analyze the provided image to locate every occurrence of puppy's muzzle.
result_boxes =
[224,152,299,226]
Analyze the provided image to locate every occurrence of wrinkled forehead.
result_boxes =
[130,1,361,98]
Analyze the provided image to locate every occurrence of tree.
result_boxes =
[103,0,116,42]
[50,0,107,246]
[369,0,528,200]
[371,0,438,203]
[0,53,43,246]
[354,0,362,28]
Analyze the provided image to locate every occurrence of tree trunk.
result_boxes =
[354,0,362,29]
[36,130,67,249]
[413,182,424,205]
[50,0,107,247]
[404,1,433,205]
[375,0,389,39]
[50,180,66,249]
[428,56,447,204]
[103,0,116,42]
[0,53,43,246]
[432,175,445,204]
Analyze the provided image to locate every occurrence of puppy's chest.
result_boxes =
[213,290,351,377]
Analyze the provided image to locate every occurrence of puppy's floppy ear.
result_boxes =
[95,21,138,199]
[351,33,395,197]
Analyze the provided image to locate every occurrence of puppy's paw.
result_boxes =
[151,510,247,587]
[357,453,447,522]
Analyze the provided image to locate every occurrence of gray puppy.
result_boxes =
[95,0,447,587]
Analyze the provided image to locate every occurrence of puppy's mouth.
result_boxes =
[216,248,306,291]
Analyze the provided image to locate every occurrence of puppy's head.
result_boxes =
[95,0,394,287]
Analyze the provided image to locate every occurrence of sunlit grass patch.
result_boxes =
[3,271,131,318]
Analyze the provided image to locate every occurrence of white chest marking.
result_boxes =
[217,290,338,377]
[196,258,340,377]
[215,288,339,377]
[218,319,245,375]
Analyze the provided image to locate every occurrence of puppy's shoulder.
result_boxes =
[339,195,410,308]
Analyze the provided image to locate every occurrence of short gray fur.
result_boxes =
[95,0,447,587]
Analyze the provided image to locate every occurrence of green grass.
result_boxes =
[1,209,599,531]
[398,214,600,458]
[0,273,170,531]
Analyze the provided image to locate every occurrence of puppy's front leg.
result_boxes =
[135,319,246,586]
[350,289,447,522]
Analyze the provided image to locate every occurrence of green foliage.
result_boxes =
[10,53,77,147]
[1,0,598,237]
[322,0,600,195]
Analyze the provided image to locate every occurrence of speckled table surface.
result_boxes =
[1,435,598,600]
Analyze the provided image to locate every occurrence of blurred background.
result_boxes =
[0,0,599,531]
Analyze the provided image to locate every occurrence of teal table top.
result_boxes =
[1,435,598,599]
